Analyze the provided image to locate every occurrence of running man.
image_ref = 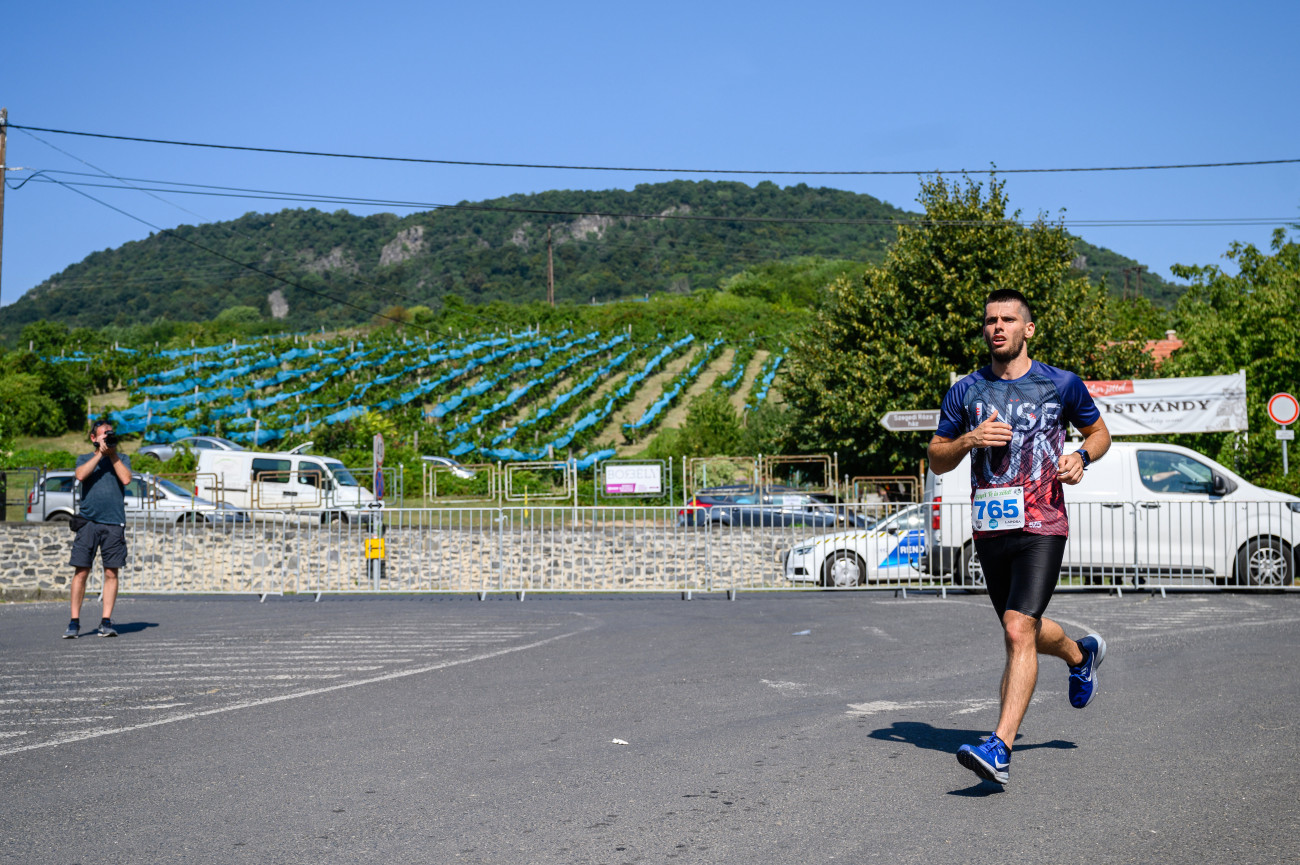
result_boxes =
[928,288,1111,785]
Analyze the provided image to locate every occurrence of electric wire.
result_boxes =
[9,123,1300,175]
[13,172,1292,229]
[35,174,416,330]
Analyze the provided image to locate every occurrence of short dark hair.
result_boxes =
[984,288,1034,323]
[89,418,113,440]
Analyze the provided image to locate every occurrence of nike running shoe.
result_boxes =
[62,622,79,639]
[1069,633,1106,708]
[97,621,118,638]
[957,733,1010,784]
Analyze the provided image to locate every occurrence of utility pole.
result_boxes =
[0,108,7,302]
[546,225,555,306]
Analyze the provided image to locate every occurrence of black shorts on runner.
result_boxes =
[70,522,128,570]
[973,532,1067,619]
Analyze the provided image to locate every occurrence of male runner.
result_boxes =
[927,288,1111,785]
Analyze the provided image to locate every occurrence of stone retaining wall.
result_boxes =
[1,520,803,596]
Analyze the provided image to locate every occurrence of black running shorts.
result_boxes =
[973,532,1067,619]
[69,522,128,570]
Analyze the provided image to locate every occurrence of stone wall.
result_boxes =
[1,520,799,596]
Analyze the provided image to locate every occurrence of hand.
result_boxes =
[967,407,1013,448]
[1057,451,1085,485]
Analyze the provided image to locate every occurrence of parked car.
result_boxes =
[678,485,870,528]
[782,504,928,587]
[924,441,1300,587]
[194,448,378,524]
[26,470,249,526]
[136,436,246,464]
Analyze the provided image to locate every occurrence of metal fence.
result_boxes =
[105,499,1297,597]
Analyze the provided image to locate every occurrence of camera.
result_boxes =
[101,432,119,449]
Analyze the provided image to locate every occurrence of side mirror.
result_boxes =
[1212,474,1230,496]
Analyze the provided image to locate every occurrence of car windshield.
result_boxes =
[211,438,245,450]
[876,507,923,532]
[324,461,359,486]
[154,478,195,498]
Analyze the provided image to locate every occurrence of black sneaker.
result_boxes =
[97,621,118,638]
[62,623,79,639]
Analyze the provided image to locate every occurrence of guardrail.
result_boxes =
[97,499,1297,597]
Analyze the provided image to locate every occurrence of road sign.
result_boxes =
[1278,429,1295,441]
[372,433,386,465]
[879,410,942,432]
[1268,393,1299,426]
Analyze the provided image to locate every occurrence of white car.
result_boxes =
[783,505,929,587]
[924,441,1300,587]
[26,470,249,526]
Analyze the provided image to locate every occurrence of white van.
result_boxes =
[924,441,1300,587]
[195,448,379,524]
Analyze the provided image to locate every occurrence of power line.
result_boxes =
[10,123,1300,176]
[36,175,416,329]
[13,172,1294,229]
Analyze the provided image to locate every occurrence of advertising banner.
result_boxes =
[604,464,663,495]
[1084,371,1247,435]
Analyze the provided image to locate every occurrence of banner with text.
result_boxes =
[1084,371,1247,435]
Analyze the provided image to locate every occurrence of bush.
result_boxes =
[1,448,77,470]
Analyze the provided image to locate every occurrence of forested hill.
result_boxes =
[1,180,1181,340]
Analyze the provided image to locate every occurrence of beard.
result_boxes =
[985,331,1026,364]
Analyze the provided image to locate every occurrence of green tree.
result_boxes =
[1162,229,1300,488]
[0,373,66,436]
[783,175,1153,475]
[677,389,744,456]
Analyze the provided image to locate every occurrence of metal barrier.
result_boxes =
[925,499,1299,590]
[107,500,1298,597]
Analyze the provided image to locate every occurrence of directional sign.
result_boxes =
[1268,393,1299,426]
[879,410,942,432]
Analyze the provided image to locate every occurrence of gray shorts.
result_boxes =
[70,522,128,570]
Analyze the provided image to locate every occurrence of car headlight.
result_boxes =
[791,545,814,557]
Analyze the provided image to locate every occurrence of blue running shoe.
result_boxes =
[957,733,1010,784]
[1069,633,1106,708]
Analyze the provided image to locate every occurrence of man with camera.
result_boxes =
[63,420,132,638]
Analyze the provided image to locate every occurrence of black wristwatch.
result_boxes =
[1075,449,1091,470]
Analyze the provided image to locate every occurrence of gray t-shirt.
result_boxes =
[75,452,131,526]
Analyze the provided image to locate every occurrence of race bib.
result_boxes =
[972,486,1025,532]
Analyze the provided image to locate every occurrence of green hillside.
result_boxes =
[0,180,1182,343]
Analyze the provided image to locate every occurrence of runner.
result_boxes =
[927,288,1112,785]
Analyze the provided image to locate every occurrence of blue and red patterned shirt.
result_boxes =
[936,360,1100,537]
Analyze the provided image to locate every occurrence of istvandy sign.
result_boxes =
[1083,371,1247,435]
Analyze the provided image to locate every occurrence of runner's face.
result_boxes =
[983,300,1034,364]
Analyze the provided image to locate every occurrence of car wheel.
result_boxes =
[822,550,865,588]
[178,513,200,525]
[1235,537,1293,587]
[957,541,985,588]
[325,511,349,525]
[143,453,163,462]
[47,512,72,523]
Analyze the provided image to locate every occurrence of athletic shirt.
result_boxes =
[936,360,1100,538]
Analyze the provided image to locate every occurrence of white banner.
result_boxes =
[1084,371,1247,435]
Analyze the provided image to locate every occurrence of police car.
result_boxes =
[782,504,927,587]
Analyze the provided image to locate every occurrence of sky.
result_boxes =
[3,0,1298,309]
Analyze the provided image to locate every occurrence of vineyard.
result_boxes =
[52,323,787,474]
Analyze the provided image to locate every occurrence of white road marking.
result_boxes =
[0,625,591,757]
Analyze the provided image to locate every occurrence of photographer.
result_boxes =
[63,420,132,639]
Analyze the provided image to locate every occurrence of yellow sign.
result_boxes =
[364,538,386,560]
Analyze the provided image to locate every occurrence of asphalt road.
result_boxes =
[2,590,1298,864]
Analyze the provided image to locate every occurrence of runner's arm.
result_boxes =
[1057,417,1111,485]
[927,408,1014,474]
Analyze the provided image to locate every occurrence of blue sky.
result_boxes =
[3,0,1297,308]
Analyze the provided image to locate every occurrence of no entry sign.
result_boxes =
[1268,393,1299,426]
